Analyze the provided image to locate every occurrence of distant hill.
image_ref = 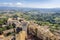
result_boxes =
[0,6,60,13]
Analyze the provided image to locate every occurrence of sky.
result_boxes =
[0,0,60,8]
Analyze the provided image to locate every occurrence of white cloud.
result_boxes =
[0,2,22,7]
[21,1,60,8]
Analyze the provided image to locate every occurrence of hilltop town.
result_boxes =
[0,16,60,40]
[0,9,60,40]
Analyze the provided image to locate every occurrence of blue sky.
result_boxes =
[0,0,60,8]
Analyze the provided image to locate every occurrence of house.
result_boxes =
[0,35,4,40]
